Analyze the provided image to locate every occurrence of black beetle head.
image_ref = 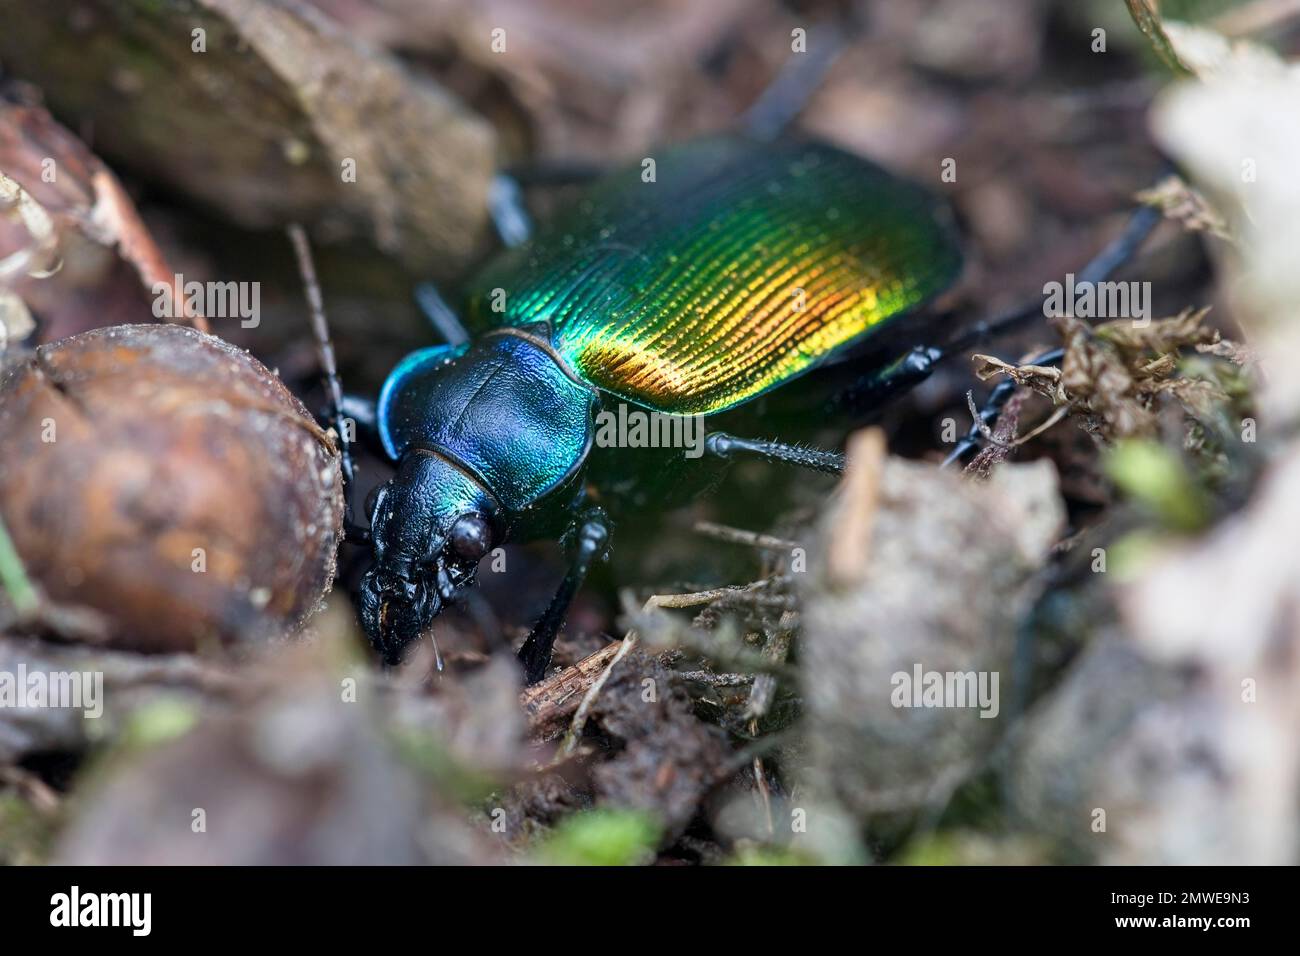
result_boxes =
[358,451,497,665]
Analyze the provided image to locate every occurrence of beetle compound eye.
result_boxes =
[448,514,492,562]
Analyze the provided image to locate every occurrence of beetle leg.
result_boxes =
[741,25,852,141]
[489,172,533,248]
[704,432,845,476]
[338,393,389,459]
[517,508,612,685]
[828,202,1161,423]
[937,204,1163,360]
[336,396,374,546]
[833,345,942,415]
[500,159,605,187]
[942,347,1065,468]
[342,518,372,545]
[413,282,471,348]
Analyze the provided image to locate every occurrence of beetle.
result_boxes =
[318,135,963,680]
[296,61,1160,685]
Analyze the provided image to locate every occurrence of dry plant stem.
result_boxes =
[561,634,638,756]
[745,609,797,836]
[655,580,779,607]
[709,592,798,612]
[559,586,743,754]
[828,427,886,585]
[91,170,209,333]
[744,611,797,722]
[677,576,789,597]
[0,765,61,814]
[677,670,755,687]
[752,748,774,835]
[1125,0,1195,76]
[1016,406,1072,446]
[965,390,1001,444]
[519,640,620,740]
[693,521,801,552]
[966,389,1029,477]
[967,389,1066,453]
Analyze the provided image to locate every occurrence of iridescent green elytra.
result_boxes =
[466,136,963,415]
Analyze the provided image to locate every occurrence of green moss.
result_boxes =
[388,728,499,804]
[1108,529,1172,579]
[725,846,814,866]
[1105,439,1210,531]
[895,831,1049,866]
[119,697,200,751]
[896,832,964,866]
[537,809,661,866]
[0,793,57,865]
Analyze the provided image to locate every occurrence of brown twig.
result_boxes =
[0,765,61,815]
[966,388,1030,478]
[91,170,209,333]
[1124,0,1194,77]
[651,580,779,607]
[744,611,797,722]
[676,670,755,687]
[693,521,800,552]
[558,584,749,754]
[520,641,621,741]
[828,427,886,586]
[744,609,797,836]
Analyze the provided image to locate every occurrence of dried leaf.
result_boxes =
[1059,317,1155,438]
[0,103,207,335]
[0,168,60,281]
[974,309,1238,448]
[1092,306,1218,353]
[0,289,34,350]
[1136,174,1232,242]
[973,354,1064,401]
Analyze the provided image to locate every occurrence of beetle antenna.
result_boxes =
[287,224,361,534]
[414,282,471,347]
[938,202,1163,360]
[741,22,855,141]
